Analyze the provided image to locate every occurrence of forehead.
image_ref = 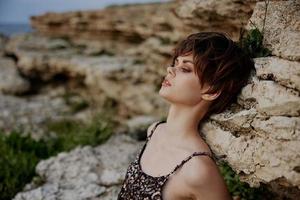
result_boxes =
[176,53,193,60]
[175,54,194,65]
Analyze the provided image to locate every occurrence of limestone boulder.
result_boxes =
[239,76,300,116]
[254,57,300,91]
[125,115,160,140]
[204,2,300,197]
[13,133,143,200]
[0,88,71,140]
[0,58,30,94]
[247,0,300,61]
[5,33,169,119]
[4,0,300,198]
[174,0,256,40]
[30,0,254,50]
[200,118,300,190]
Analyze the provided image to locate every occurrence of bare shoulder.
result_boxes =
[183,155,232,200]
[146,120,162,137]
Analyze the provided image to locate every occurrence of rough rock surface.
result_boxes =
[255,56,300,91]
[13,133,143,200]
[30,0,254,46]
[4,33,168,119]
[247,0,300,61]
[0,88,71,140]
[125,115,160,140]
[200,1,300,198]
[239,76,300,116]
[205,110,300,187]
[2,0,255,126]
[0,57,30,94]
[5,0,300,199]
[174,0,255,40]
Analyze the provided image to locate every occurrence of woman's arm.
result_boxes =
[184,156,232,200]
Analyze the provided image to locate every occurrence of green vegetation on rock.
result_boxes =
[0,131,51,200]
[0,114,114,200]
[239,28,271,58]
[219,161,274,200]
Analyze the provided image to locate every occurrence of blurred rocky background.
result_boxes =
[0,0,299,199]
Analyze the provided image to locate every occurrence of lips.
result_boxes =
[162,78,172,86]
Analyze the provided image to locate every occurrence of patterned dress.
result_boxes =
[117,120,214,200]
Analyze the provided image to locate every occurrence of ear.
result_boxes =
[201,90,221,101]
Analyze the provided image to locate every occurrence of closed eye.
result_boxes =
[181,68,190,72]
[169,64,191,72]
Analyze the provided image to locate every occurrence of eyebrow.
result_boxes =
[175,58,194,65]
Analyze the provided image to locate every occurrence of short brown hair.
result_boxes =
[170,32,254,119]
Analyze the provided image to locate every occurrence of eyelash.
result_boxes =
[169,64,190,72]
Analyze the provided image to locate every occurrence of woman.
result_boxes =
[118,32,254,199]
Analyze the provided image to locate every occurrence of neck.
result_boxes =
[163,101,210,141]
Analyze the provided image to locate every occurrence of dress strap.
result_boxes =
[166,151,213,177]
[147,120,166,140]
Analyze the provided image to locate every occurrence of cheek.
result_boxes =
[180,79,202,99]
[160,77,203,105]
[178,76,201,91]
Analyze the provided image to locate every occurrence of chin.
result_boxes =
[158,90,176,104]
[158,89,169,99]
[159,91,200,106]
[158,87,168,96]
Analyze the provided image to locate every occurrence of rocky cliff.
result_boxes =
[0,0,299,199]
[201,1,300,198]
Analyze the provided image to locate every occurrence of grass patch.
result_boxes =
[0,131,51,200]
[0,114,115,200]
[46,116,113,151]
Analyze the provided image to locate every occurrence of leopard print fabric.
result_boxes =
[117,120,213,200]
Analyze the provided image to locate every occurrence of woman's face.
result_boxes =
[159,53,207,106]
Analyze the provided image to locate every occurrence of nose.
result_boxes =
[167,65,176,76]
